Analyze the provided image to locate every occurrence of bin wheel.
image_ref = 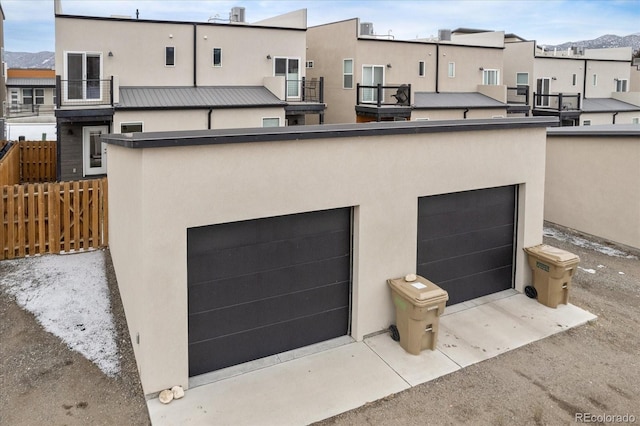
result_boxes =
[389,324,400,341]
[525,285,537,299]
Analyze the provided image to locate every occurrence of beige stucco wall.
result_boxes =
[438,44,503,92]
[411,108,507,120]
[585,60,632,98]
[107,120,547,395]
[56,16,306,87]
[113,107,285,132]
[580,111,640,126]
[545,133,640,249]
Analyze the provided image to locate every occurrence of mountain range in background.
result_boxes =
[4,33,640,69]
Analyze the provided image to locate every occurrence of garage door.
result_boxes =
[187,208,352,377]
[417,186,516,305]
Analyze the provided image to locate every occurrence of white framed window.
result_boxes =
[35,89,45,105]
[262,117,280,127]
[10,89,19,106]
[165,46,175,67]
[343,59,353,89]
[482,69,499,85]
[275,57,300,98]
[632,117,639,124]
[305,60,314,68]
[583,120,591,126]
[120,122,143,133]
[418,61,425,77]
[516,72,528,85]
[572,74,577,86]
[212,48,221,67]
[615,79,628,92]
[22,88,33,105]
[448,62,455,78]
[65,51,103,101]
[362,65,384,103]
[592,74,597,86]
[536,78,550,107]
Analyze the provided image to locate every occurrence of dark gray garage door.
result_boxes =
[187,208,352,377]
[417,186,516,305]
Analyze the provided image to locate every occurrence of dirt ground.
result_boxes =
[0,249,150,426]
[1,224,639,425]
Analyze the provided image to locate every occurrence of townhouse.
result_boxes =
[4,68,56,118]
[306,20,510,124]
[504,38,640,126]
[54,1,324,180]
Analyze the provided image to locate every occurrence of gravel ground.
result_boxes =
[1,224,639,425]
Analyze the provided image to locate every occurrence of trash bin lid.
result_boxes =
[524,244,580,265]
[387,275,449,305]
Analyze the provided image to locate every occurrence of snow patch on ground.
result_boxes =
[543,227,638,259]
[578,267,596,274]
[0,250,119,376]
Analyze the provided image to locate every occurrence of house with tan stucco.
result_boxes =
[53,0,324,180]
[306,21,510,124]
[504,38,640,126]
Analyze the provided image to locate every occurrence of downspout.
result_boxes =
[435,44,440,93]
[193,24,197,87]
[463,108,469,119]
[612,112,618,124]
[582,59,587,101]
[208,108,213,129]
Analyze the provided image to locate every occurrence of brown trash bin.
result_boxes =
[387,275,448,355]
[524,244,580,308]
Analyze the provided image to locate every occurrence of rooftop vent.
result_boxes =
[438,29,452,41]
[360,22,374,36]
[230,7,246,22]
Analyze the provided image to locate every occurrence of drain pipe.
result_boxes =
[435,44,440,93]
[463,108,469,119]
[193,24,198,87]
[207,108,213,129]
[612,112,618,124]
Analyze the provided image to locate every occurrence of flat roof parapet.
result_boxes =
[102,117,558,149]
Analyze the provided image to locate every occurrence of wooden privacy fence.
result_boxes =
[1,178,108,260]
[0,140,57,186]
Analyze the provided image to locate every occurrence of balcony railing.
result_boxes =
[285,77,324,103]
[3,103,56,118]
[56,76,114,107]
[533,92,581,111]
[356,83,411,107]
[507,85,530,105]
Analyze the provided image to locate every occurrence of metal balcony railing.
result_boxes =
[285,77,324,103]
[533,92,581,111]
[356,83,411,107]
[3,103,56,118]
[507,85,530,105]
[56,76,114,107]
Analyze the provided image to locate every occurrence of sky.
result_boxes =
[2,0,639,52]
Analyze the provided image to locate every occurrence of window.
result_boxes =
[448,62,455,78]
[536,78,550,107]
[592,74,597,86]
[120,122,143,133]
[632,117,639,124]
[10,89,18,105]
[275,57,300,98]
[615,79,628,92]
[22,88,33,105]
[516,73,528,85]
[306,60,314,68]
[343,59,353,89]
[165,46,175,66]
[418,61,425,77]
[362,65,384,102]
[82,126,108,176]
[482,69,499,85]
[35,89,45,105]
[262,117,280,127]
[572,74,577,86]
[66,52,102,100]
[212,48,221,67]
[583,120,591,126]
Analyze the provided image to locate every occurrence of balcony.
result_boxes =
[532,92,581,126]
[355,83,412,122]
[282,77,326,124]
[3,103,56,119]
[56,76,114,108]
[506,85,530,115]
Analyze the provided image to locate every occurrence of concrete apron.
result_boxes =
[147,290,596,425]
